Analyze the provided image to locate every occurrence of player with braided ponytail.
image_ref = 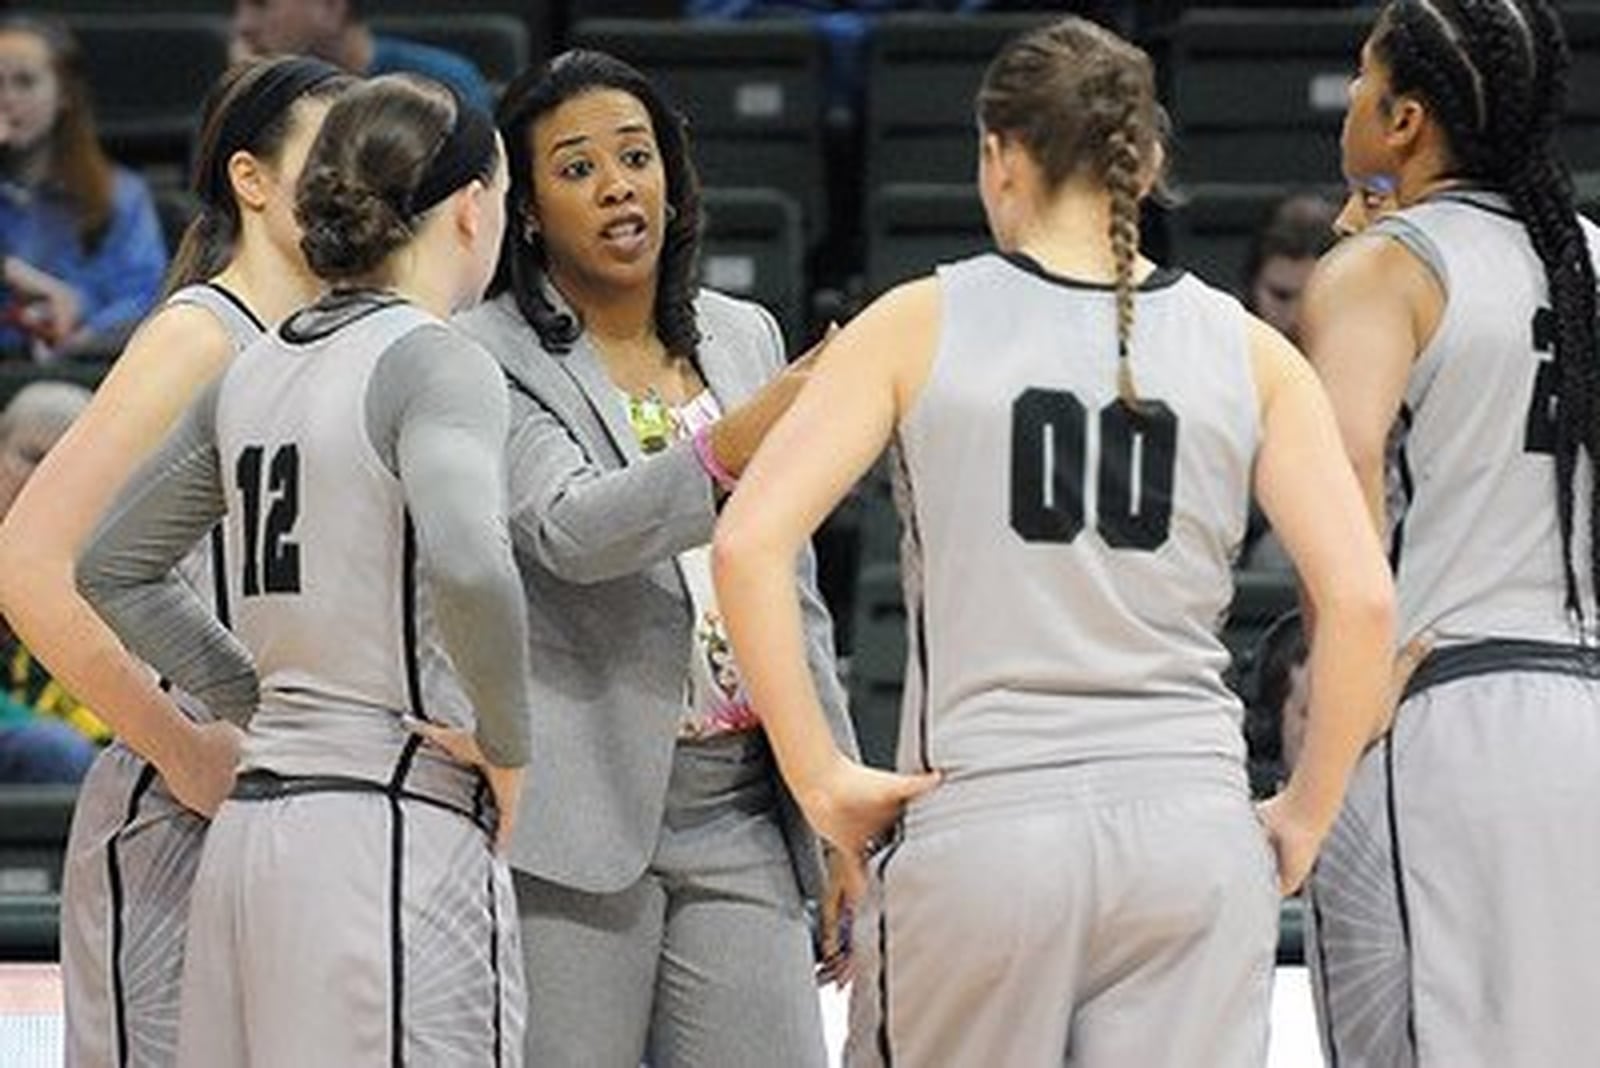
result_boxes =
[1301,2,1600,1064]
[713,15,1394,1066]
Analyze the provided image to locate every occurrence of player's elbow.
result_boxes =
[711,510,782,588]
[1319,566,1396,648]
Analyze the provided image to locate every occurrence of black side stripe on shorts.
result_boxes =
[387,734,423,1068]
[1308,886,1341,1068]
[108,761,158,1068]
[875,835,905,1068]
[1383,735,1419,1058]
[488,867,503,1068]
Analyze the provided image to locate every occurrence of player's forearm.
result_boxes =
[426,537,533,768]
[3,559,201,766]
[714,532,842,796]
[1283,582,1395,835]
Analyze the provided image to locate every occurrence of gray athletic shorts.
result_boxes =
[1308,661,1600,1067]
[846,758,1279,1068]
[175,778,524,1067]
[60,742,206,1068]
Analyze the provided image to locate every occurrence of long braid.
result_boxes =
[1104,97,1143,407]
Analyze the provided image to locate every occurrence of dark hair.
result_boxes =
[1242,192,1340,293]
[978,17,1166,407]
[1242,610,1307,794]
[1373,0,1599,619]
[0,17,115,250]
[164,57,349,296]
[491,49,703,362]
[296,74,495,284]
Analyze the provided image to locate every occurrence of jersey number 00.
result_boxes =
[1010,388,1179,550]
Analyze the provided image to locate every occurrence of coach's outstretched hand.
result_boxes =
[163,719,244,818]
[405,719,524,854]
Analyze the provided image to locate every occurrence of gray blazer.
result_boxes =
[455,289,856,899]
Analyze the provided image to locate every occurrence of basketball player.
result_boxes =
[76,74,529,1066]
[714,17,1395,1068]
[0,56,345,1067]
[1300,3,1600,1065]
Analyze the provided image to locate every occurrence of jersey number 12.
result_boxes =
[236,443,302,596]
[1009,388,1179,550]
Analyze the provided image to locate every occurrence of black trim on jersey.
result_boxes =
[202,281,267,332]
[887,438,933,773]
[1388,405,1414,571]
[401,516,428,723]
[107,760,158,1068]
[874,835,905,1068]
[279,289,407,346]
[1429,189,1519,222]
[1308,887,1341,1068]
[1001,251,1186,293]
[488,867,504,1068]
[388,792,407,1068]
[209,524,231,630]
[1383,735,1419,1058]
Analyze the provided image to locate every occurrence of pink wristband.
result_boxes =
[692,425,739,492]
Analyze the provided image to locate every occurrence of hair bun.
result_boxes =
[296,164,412,279]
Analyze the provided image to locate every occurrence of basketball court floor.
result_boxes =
[0,963,1324,1066]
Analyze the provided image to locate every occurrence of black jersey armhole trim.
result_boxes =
[1001,251,1185,293]
[202,281,267,332]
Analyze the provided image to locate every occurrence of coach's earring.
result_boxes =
[664,203,678,223]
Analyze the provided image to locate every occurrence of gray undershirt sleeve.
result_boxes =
[366,325,534,768]
[77,382,261,724]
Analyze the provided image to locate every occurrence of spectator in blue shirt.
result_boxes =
[232,0,495,115]
[0,18,167,361]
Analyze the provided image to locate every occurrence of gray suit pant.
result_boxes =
[515,733,826,1067]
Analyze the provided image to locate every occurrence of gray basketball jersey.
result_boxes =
[166,282,264,719]
[1376,196,1600,647]
[213,299,476,796]
[894,253,1257,778]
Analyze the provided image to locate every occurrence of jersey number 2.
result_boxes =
[1010,388,1179,550]
[1524,307,1557,455]
[237,444,301,596]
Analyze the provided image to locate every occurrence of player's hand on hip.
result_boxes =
[164,719,244,818]
[404,718,523,852]
[804,758,939,867]
[1255,792,1326,895]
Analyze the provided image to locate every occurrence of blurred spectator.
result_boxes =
[0,380,101,783]
[1242,191,1339,346]
[0,17,168,362]
[232,0,494,114]
[1242,610,1307,799]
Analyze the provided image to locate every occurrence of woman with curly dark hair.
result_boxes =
[456,48,855,1067]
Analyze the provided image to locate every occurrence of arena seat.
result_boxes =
[65,13,232,171]
[0,786,78,961]
[700,187,806,349]
[863,14,1053,196]
[367,12,533,88]
[864,183,989,296]
[570,18,828,239]
[1165,8,1368,185]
